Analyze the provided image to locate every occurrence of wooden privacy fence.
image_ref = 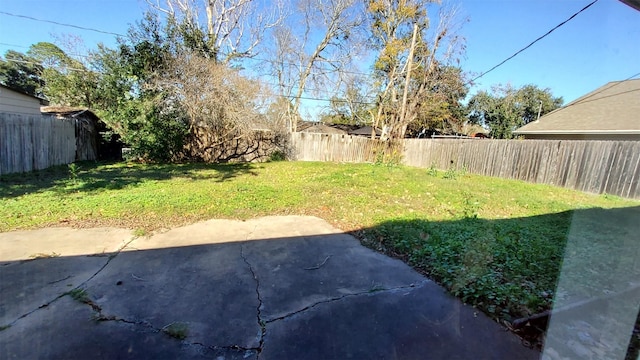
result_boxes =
[291,133,640,199]
[291,132,402,163]
[0,112,76,175]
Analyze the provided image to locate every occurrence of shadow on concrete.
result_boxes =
[0,161,259,198]
[0,217,539,360]
[1,207,638,359]
[357,206,640,359]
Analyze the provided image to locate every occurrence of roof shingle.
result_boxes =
[514,79,640,134]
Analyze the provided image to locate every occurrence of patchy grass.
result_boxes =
[1,161,638,329]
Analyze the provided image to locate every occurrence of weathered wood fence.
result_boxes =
[0,112,76,175]
[291,133,640,199]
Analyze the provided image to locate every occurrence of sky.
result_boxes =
[0,0,638,117]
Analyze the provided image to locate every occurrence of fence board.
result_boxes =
[292,133,640,199]
[0,112,75,175]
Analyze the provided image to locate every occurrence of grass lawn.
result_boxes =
[1,160,638,331]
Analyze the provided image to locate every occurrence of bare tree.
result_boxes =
[266,0,367,132]
[151,52,285,161]
[146,0,284,63]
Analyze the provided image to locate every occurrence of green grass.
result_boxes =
[162,322,189,340]
[66,288,90,303]
[1,160,638,325]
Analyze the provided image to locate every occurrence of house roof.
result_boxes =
[300,124,347,134]
[514,78,640,135]
[349,126,381,136]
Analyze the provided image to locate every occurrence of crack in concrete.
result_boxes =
[84,302,260,357]
[240,244,265,358]
[264,280,431,324]
[191,341,259,357]
[5,237,137,328]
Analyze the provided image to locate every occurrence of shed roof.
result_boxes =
[514,78,640,135]
[41,106,101,122]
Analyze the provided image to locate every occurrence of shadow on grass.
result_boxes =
[0,161,259,199]
[355,205,640,358]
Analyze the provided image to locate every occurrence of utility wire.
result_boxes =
[469,0,599,84]
[2,58,94,72]
[567,72,640,106]
[0,42,94,59]
[0,11,125,37]
[547,72,640,116]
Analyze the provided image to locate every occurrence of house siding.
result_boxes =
[0,87,42,116]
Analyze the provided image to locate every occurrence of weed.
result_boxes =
[0,324,10,331]
[374,142,402,167]
[68,163,80,184]
[133,228,148,237]
[442,161,458,180]
[461,192,481,219]
[162,322,189,340]
[67,288,90,303]
[427,162,438,177]
[443,162,468,180]
[269,150,286,162]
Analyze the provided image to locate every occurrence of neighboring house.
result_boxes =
[300,124,347,135]
[349,126,382,138]
[41,106,121,161]
[514,79,640,141]
[0,84,48,115]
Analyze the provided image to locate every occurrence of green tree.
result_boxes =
[91,13,187,161]
[467,84,563,139]
[368,0,468,138]
[0,50,44,97]
[27,42,99,108]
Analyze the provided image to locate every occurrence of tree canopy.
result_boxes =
[467,84,563,139]
[0,50,44,97]
[0,0,572,162]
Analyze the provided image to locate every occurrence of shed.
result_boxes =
[41,106,121,161]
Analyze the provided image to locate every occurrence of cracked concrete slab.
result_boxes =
[0,255,110,326]
[0,216,537,359]
[240,233,426,321]
[262,281,538,360]
[84,242,261,350]
[1,296,223,359]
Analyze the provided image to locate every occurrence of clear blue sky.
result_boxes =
[0,0,638,107]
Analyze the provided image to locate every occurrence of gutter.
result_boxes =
[514,130,640,135]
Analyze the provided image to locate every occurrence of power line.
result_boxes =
[242,56,373,77]
[0,42,94,59]
[469,0,599,84]
[0,11,125,37]
[569,72,640,106]
[549,72,640,115]
[2,58,92,72]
